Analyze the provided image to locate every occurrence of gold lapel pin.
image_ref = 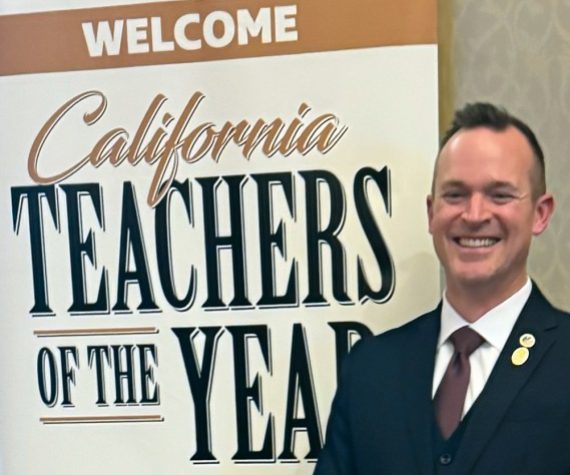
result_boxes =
[519,333,536,348]
[511,347,530,366]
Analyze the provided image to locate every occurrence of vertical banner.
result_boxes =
[0,0,439,473]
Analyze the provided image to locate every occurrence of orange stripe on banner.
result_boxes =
[33,327,160,337]
[40,415,164,424]
[0,0,436,76]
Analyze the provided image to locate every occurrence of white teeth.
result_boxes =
[458,238,498,248]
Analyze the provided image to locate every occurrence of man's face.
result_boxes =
[427,126,553,294]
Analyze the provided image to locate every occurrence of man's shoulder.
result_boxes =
[529,282,570,324]
[543,297,570,333]
[380,307,440,341]
[349,306,440,360]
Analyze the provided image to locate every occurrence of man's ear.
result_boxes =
[532,193,555,236]
[427,195,434,234]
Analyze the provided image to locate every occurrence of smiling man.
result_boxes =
[314,103,570,475]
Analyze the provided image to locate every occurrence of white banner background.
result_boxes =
[0,1,440,473]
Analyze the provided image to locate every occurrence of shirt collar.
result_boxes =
[438,278,532,350]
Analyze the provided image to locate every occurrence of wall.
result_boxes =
[440,0,570,309]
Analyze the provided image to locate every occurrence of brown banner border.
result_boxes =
[0,0,436,76]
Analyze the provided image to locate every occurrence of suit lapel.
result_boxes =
[401,308,440,475]
[450,285,558,474]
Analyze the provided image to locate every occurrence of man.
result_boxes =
[314,103,570,475]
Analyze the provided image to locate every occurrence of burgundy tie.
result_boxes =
[433,326,485,439]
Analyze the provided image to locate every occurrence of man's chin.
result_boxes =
[447,270,497,289]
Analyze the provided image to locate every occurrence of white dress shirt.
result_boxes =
[431,278,532,416]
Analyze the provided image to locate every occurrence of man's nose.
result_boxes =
[461,193,491,223]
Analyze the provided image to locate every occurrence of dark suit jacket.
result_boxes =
[314,285,570,475]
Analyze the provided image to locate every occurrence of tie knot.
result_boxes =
[450,326,484,356]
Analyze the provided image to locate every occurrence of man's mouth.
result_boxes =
[455,237,499,248]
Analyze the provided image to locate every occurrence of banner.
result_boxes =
[0,0,440,473]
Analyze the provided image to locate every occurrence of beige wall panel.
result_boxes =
[448,0,570,309]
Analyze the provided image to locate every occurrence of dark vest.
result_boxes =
[432,409,474,473]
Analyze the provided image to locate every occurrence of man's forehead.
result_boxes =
[432,125,536,191]
[440,125,534,159]
[436,127,534,171]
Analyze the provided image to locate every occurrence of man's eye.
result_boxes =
[491,192,516,203]
[441,191,466,202]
